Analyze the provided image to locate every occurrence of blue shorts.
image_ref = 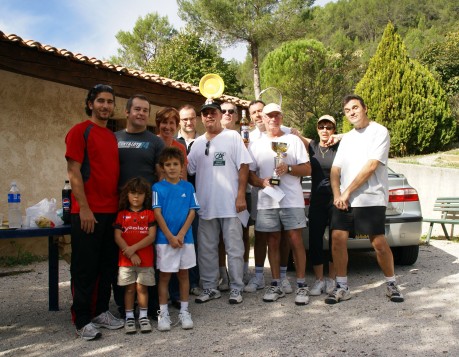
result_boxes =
[255,208,307,232]
[330,206,386,236]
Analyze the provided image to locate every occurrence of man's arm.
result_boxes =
[67,159,97,233]
[235,163,249,213]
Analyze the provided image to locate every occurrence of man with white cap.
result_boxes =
[187,99,252,305]
[248,103,311,305]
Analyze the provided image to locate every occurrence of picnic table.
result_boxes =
[423,197,459,244]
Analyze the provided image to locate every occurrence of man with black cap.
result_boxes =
[187,99,252,305]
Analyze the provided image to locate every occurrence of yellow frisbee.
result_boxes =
[199,74,225,99]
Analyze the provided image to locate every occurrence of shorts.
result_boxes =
[118,266,156,287]
[256,208,307,232]
[330,206,386,236]
[156,243,196,273]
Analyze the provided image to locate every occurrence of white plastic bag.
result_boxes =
[26,198,64,228]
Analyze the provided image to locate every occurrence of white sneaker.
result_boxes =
[325,284,351,304]
[281,278,293,294]
[310,280,325,296]
[91,311,124,330]
[244,276,265,293]
[195,288,221,303]
[295,286,310,305]
[229,289,243,304]
[263,285,285,302]
[325,278,335,295]
[157,311,171,331]
[178,310,194,329]
[76,322,101,340]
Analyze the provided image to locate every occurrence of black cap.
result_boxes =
[200,99,222,112]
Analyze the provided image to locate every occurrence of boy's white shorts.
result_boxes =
[156,243,196,272]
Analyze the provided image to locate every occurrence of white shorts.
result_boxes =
[118,266,156,286]
[156,243,196,273]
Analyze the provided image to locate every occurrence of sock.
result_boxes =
[219,266,228,282]
[125,309,134,320]
[385,276,396,284]
[271,279,280,286]
[180,301,189,313]
[296,278,306,288]
[280,266,287,279]
[243,262,249,274]
[159,304,169,314]
[255,266,264,280]
[139,308,148,319]
[336,276,348,288]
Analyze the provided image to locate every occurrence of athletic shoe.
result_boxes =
[324,284,351,304]
[243,271,251,285]
[218,281,230,291]
[325,278,336,295]
[281,278,293,294]
[76,322,102,341]
[124,318,136,334]
[295,286,310,305]
[139,317,152,333]
[178,310,194,329]
[263,285,286,302]
[229,289,243,304]
[386,282,404,302]
[244,276,265,293]
[195,288,222,303]
[309,280,325,296]
[190,287,203,296]
[157,311,171,331]
[91,311,124,330]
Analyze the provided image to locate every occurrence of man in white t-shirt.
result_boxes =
[187,99,252,305]
[248,103,311,306]
[326,94,404,304]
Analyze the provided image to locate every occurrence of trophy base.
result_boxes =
[269,178,280,186]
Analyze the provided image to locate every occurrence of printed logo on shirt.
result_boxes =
[213,152,226,166]
[181,193,186,198]
[118,141,150,149]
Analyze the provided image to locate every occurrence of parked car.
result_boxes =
[301,168,422,265]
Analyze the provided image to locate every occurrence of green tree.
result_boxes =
[177,0,313,98]
[110,13,177,69]
[354,22,456,156]
[148,31,242,96]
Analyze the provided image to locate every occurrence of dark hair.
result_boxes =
[158,146,185,167]
[343,94,366,109]
[85,84,115,116]
[126,94,150,112]
[155,107,180,129]
[248,100,265,111]
[118,177,152,211]
[178,104,197,113]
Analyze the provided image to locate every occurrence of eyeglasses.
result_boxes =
[318,125,334,130]
[205,141,210,156]
[221,109,235,114]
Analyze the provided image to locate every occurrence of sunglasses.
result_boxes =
[205,141,210,156]
[221,109,235,114]
[318,125,334,130]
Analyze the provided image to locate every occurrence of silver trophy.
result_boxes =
[269,142,288,186]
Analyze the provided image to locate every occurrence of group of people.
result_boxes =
[65,84,404,341]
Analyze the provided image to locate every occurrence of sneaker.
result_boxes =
[178,310,194,329]
[157,311,171,331]
[195,288,221,303]
[325,278,336,295]
[229,289,243,304]
[139,317,152,333]
[124,318,136,334]
[76,322,102,341]
[281,278,293,294]
[190,287,203,296]
[310,279,325,296]
[386,282,404,302]
[243,271,251,285]
[295,286,310,305]
[263,285,286,302]
[244,276,265,293]
[324,284,351,304]
[91,311,124,330]
[218,281,230,291]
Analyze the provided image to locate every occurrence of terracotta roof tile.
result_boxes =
[0,31,249,106]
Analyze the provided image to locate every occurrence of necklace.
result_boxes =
[319,146,329,158]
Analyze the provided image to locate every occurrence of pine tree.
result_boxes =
[353,22,456,156]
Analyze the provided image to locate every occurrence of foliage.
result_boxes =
[177,0,314,97]
[354,22,456,157]
[148,31,242,96]
[260,39,363,134]
[110,13,177,70]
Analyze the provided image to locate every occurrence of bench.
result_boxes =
[423,197,459,244]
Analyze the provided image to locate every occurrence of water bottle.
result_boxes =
[8,181,21,228]
[240,109,250,144]
[62,180,72,224]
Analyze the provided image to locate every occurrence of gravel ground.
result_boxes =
[1,240,459,357]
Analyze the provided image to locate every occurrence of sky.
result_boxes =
[0,0,334,64]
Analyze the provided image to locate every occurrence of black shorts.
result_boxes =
[330,206,386,236]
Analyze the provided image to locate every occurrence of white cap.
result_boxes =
[317,115,336,126]
[262,103,282,115]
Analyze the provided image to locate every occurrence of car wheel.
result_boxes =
[392,245,419,265]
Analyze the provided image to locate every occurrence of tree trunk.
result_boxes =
[250,42,261,99]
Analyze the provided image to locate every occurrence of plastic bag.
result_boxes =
[26,198,64,228]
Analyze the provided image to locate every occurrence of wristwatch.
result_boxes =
[287,165,292,173]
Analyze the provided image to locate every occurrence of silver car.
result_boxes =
[302,168,422,265]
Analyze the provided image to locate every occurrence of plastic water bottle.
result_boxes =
[240,109,250,144]
[8,181,21,228]
[62,180,72,224]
